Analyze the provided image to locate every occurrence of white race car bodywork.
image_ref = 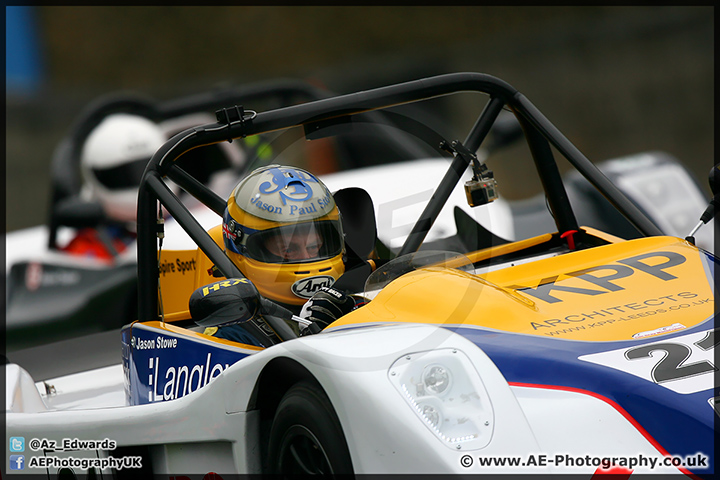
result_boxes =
[6,323,680,476]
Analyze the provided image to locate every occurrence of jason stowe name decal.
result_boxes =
[124,329,251,405]
[131,335,178,350]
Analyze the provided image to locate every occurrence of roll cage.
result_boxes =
[136,72,663,337]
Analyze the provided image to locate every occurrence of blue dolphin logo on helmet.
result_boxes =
[258,167,319,205]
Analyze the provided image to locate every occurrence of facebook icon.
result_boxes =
[10,454,25,470]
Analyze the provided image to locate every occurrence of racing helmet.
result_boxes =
[80,113,166,223]
[222,165,345,306]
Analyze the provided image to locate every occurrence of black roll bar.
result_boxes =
[397,95,507,256]
[516,112,580,236]
[137,72,663,325]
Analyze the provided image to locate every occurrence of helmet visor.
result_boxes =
[244,220,343,264]
[92,156,149,190]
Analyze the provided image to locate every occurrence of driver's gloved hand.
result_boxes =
[299,286,355,335]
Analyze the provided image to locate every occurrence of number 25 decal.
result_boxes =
[625,330,718,383]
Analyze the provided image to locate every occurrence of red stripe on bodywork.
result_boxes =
[509,382,701,479]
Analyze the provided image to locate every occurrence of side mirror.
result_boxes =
[709,163,720,197]
[189,278,260,328]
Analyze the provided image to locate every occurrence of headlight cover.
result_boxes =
[388,348,494,450]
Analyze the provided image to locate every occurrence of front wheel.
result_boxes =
[266,381,353,475]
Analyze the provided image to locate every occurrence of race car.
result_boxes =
[5,72,716,478]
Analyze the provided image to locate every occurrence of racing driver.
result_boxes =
[204,165,360,344]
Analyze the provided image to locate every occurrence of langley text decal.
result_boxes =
[146,352,228,402]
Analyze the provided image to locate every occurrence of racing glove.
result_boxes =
[299,286,355,335]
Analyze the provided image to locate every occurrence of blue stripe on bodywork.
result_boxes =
[449,318,716,477]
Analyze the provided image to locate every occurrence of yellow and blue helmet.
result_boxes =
[222,165,345,306]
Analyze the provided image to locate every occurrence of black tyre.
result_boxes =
[267,381,353,475]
